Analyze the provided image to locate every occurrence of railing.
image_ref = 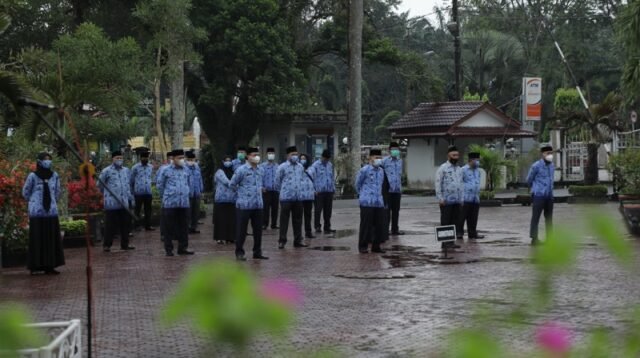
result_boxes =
[616,129,640,150]
[18,319,82,358]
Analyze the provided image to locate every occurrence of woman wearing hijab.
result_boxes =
[299,154,316,239]
[22,152,65,275]
[213,155,237,244]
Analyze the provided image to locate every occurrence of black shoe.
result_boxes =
[216,240,225,245]
[189,229,200,234]
[45,269,61,275]
[452,244,461,249]
[121,246,136,250]
[103,247,111,252]
[253,255,269,260]
[271,226,279,229]
[236,255,247,261]
[262,226,268,230]
[324,229,337,234]
[531,238,542,246]
[278,243,285,249]
[225,240,234,244]
[456,237,464,241]
[145,227,156,231]
[371,248,386,254]
[390,231,405,236]
[305,233,316,239]
[469,235,485,240]
[294,243,308,248]
[129,232,134,237]
[166,252,174,257]
[359,249,369,254]
[177,250,195,255]
[315,228,322,233]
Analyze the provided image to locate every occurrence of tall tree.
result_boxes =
[347,0,363,191]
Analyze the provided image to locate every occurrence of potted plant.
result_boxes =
[59,219,88,248]
[67,178,104,245]
[0,160,33,268]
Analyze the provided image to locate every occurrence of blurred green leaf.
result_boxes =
[587,212,633,266]
[445,329,505,358]
[0,304,45,357]
[622,307,640,357]
[533,227,579,274]
[576,328,612,358]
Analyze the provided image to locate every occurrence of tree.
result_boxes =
[554,88,622,185]
[346,0,364,193]
[0,14,31,131]
[468,144,512,191]
[618,0,640,102]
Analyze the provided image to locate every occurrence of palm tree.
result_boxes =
[0,14,31,130]
[618,0,640,98]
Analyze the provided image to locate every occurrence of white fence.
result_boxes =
[18,320,82,358]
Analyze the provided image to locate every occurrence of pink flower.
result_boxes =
[536,322,572,354]
[260,279,303,307]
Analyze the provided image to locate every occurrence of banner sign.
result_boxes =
[435,225,456,243]
[523,77,542,121]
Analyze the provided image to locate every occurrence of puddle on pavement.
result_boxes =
[309,246,351,251]
[330,229,357,238]
[381,245,527,267]
[334,272,416,280]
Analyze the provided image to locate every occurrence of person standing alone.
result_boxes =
[435,146,463,250]
[99,150,135,252]
[310,150,336,234]
[260,147,279,230]
[528,144,555,246]
[382,142,404,236]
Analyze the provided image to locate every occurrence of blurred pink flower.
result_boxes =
[260,279,303,307]
[536,321,572,354]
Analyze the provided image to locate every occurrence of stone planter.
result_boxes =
[18,319,82,358]
[515,195,532,206]
[61,233,94,248]
[620,203,640,236]
[567,196,608,204]
[479,200,502,207]
[70,213,104,245]
[1,241,28,268]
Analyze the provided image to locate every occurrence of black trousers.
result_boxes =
[262,191,279,228]
[163,208,189,253]
[235,209,263,257]
[104,209,130,249]
[460,202,480,238]
[279,201,303,245]
[530,196,554,240]
[314,192,333,232]
[387,193,401,233]
[440,204,461,247]
[358,206,386,251]
[189,197,201,230]
[302,200,313,235]
[134,195,153,229]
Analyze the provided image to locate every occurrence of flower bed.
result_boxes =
[0,160,33,267]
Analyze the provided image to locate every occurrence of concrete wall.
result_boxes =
[460,111,504,127]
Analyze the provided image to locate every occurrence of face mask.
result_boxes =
[250,155,261,164]
[300,159,307,166]
[373,158,382,167]
[40,160,52,169]
[267,153,275,161]
[168,159,174,165]
[391,149,400,158]
[141,159,149,165]
[290,155,299,163]
[176,159,185,167]
[237,152,246,160]
[114,159,124,167]
[187,161,195,167]
[449,158,458,165]
[545,154,553,162]
[223,161,232,168]
[474,160,480,167]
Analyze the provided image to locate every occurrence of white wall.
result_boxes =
[406,138,437,189]
[459,110,504,127]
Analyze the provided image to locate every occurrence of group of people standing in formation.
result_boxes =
[22,141,555,272]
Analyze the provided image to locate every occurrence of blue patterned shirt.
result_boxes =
[275,161,306,202]
[232,158,247,172]
[157,164,191,208]
[130,162,153,196]
[214,169,237,203]
[187,164,204,198]
[309,160,335,193]
[22,172,61,218]
[230,164,264,210]
[527,159,555,198]
[98,164,134,210]
[300,170,315,201]
[155,163,170,187]
[382,156,402,193]
[462,165,481,204]
[435,161,463,205]
[259,162,279,191]
[356,165,385,208]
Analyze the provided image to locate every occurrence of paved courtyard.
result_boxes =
[2,197,639,357]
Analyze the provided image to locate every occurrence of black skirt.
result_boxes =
[28,217,65,270]
[213,203,236,242]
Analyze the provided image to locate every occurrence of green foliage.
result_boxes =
[554,88,583,113]
[374,110,401,141]
[59,219,87,236]
[608,149,640,195]
[162,260,293,349]
[618,0,640,99]
[568,185,608,198]
[0,304,45,356]
[479,190,494,200]
[467,144,512,191]
[463,90,489,102]
[445,329,505,358]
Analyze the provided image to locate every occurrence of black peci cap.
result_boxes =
[468,152,480,159]
[111,150,122,158]
[322,149,331,159]
[172,149,185,156]
[540,144,553,152]
[447,145,459,153]
[248,147,259,154]
[286,146,298,154]
[389,142,400,149]
[370,149,382,156]
[266,147,275,153]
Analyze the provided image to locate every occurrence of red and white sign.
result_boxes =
[523,77,542,121]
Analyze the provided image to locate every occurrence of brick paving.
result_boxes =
[2,198,640,357]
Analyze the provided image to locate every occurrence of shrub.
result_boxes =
[59,219,87,236]
[609,149,640,195]
[67,178,103,213]
[568,185,608,197]
[0,159,33,252]
[480,190,495,200]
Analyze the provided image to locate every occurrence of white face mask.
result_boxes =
[373,158,383,167]
[545,154,553,162]
[267,153,275,161]
[176,158,186,167]
[251,155,261,164]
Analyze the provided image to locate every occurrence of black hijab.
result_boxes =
[35,152,53,212]
[222,155,234,179]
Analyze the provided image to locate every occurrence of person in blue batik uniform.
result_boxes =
[214,155,237,244]
[157,149,194,256]
[527,144,555,246]
[309,149,336,234]
[356,149,388,254]
[259,147,279,230]
[275,146,309,249]
[22,152,65,275]
[155,151,174,241]
[130,150,154,231]
[230,147,269,261]
[186,150,204,234]
[382,142,404,236]
[435,146,464,250]
[98,150,135,252]
[231,146,248,172]
[300,153,316,239]
[459,152,484,240]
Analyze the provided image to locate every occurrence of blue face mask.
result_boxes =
[223,161,232,168]
[300,159,307,166]
[40,160,52,169]
[290,155,299,163]
[373,158,383,167]
[114,159,124,167]
[474,160,480,167]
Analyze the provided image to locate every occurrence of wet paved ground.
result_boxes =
[2,197,640,357]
